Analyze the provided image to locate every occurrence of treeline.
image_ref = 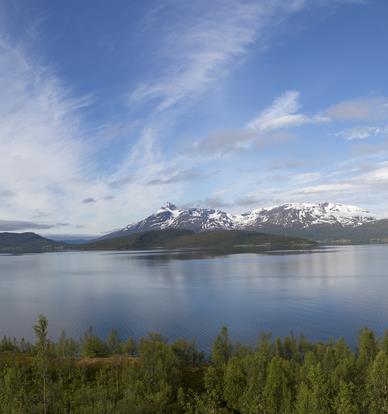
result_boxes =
[0,317,387,413]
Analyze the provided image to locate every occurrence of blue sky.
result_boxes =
[1,0,388,235]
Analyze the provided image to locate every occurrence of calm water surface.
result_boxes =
[0,245,387,350]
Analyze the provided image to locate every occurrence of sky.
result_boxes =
[0,0,388,236]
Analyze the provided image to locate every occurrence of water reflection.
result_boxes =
[120,246,326,262]
[0,245,387,351]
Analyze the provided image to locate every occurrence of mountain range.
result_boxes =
[103,202,386,243]
[1,202,387,253]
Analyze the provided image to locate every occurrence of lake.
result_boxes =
[0,245,387,351]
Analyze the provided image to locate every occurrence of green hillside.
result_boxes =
[0,232,65,254]
[247,219,388,244]
[306,219,388,244]
[347,218,388,243]
[81,229,316,251]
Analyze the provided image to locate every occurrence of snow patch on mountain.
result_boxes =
[103,201,376,239]
[237,202,375,229]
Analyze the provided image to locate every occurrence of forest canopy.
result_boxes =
[0,316,387,413]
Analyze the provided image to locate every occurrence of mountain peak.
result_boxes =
[240,202,374,229]
[160,202,178,211]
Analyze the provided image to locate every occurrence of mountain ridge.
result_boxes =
[102,201,379,242]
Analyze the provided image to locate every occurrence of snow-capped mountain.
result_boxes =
[237,202,375,229]
[102,202,236,239]
[102,202,376,240]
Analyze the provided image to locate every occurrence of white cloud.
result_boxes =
[285,161,388,216]
[192,130,255,156]
[247,90,328,131]
[0,38,175,233]
[226,159,388,218]
[0,39,88,220]
[190,89,324,157]
[4,7,224,231]
[334,125,388,140]
[326,97,388,122]
[293,182,356,195]
[292,172,322,184]
[191,128,294,158]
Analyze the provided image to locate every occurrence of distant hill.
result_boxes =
[101,202,388,244]
[0,233,65,254]
[268,218,388,244]
[82,229,316,251]
[44,234,97,244]
[341,219,388,244]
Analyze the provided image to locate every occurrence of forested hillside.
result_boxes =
[0,316,387,413]
[82,229,316,251]
[0,232,64,254]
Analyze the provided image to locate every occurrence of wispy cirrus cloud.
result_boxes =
[116,0,318,209]
[191,90,321,157]
[247,90,328,131]
[130,1,308,113]
[192,129,293,157]
[191,130,255,156]
[334,125,388,140]
[2,0,382,233]
[288,162,388,203]
[190,90,388,159]
[187,193,272,211]
[147,168,204,186]
[139,0,367,116]
[122,0,373,216]
[0,34,175,232]
[326,96,388,122]
[328,97,388,142]
[0,35,146,233]
[0,219,68,232]
[214,163,388,217]
[0,37,89,220]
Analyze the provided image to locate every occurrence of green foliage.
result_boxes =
[81,327,108,357]
[171,340,204,366]
[0,316,387,413]
[211,327,232,367]
[0,365,28,413]
[0,336,19,352]
[263,356,294,414]
[367,351,388,414]
[334,380,359,414]
[120,336,137,356]
[55,330,79,357]
[33,315,50,414]
[106,329,121,354]
[358,327,378,367]
[223,356,247,410]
